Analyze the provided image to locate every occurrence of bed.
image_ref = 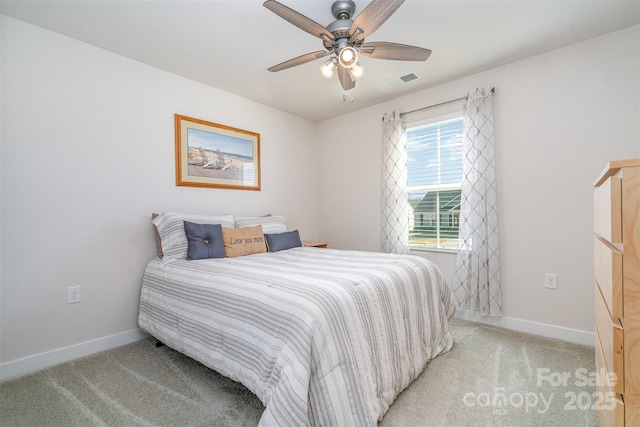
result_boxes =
[139,213,455,427]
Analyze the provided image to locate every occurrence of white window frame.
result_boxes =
[407,112,463,253]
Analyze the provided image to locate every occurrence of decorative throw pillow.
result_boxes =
[152,212,235,264]
[183,221,225,260]
[234,216,287,234]
[221,225,267,257]
[265,230,303,252]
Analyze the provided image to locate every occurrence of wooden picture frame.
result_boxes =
[175,114,261,191]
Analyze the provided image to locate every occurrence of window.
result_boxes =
[407,116,463,250]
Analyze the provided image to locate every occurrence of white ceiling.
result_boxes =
[2,0,639,122]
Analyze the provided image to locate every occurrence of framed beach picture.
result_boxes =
[175,114,261,191]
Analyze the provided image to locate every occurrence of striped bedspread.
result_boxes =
[138,247,455,426]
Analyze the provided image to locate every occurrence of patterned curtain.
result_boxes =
[452,88,502,315]
[382,111,410,254]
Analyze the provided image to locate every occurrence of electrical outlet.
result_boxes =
[545,273,557,289]
[67,286,81,304]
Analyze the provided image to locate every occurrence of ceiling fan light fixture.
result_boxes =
[338,46,358,68]
[349,62,365,80]
[320,57,338,80]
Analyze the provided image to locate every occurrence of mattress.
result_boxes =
[138,247,455,426]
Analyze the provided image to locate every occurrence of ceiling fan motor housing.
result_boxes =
[326,1,357,51]
[326,20,352,43]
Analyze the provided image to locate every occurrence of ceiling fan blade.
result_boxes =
[264,0,334,42]
[268,51,330,72]
[349,0,404,42]
[360,42,431,61]
[337,66,356,91]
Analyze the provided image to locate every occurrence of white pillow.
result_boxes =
[234,216,287,234]
[152,212,235,264]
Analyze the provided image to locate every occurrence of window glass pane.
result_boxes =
[408,190,461,250]
[407,119,463,188]
[407,117,463,250]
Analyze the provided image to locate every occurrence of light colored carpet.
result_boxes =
[0,318,596,426]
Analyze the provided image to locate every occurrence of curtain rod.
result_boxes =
[399,86,495,118]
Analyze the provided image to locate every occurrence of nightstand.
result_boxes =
[303,241,328,248]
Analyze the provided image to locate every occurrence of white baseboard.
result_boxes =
[454,311,595,347]
[1,316,594,382]
[0,329,149,382]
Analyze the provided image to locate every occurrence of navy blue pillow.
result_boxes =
[183,221,225,260]
[265,230,303,252]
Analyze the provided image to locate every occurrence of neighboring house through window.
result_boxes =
[407,115,463,250]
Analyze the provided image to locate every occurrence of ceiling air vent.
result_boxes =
[386,73,419,87]
[400,73,418,82]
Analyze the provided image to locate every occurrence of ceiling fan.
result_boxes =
[263,0,431,91]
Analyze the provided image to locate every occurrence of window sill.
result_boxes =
[409,246,458,255]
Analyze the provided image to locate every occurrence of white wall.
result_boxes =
[317,25,640,339]
[0,16,319,367]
